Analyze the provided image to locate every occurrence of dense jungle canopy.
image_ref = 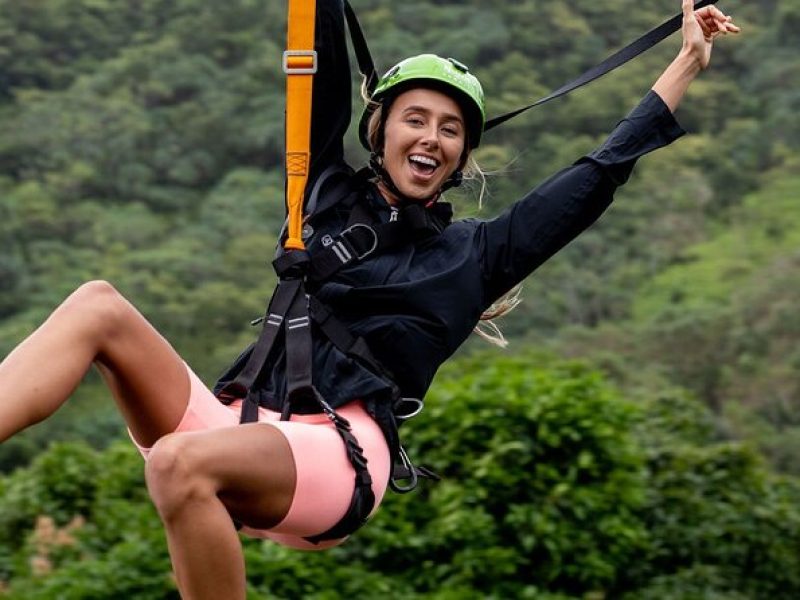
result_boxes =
[0,0,799,597]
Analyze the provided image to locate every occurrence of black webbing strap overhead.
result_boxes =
[344,0,378,96]
[342,0,717,133]
[484,0,717,131]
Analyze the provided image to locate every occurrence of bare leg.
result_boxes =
[0,280,189,445]
[1,280,296,598]
[146,424,296,600]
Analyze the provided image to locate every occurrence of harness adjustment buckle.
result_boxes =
[283,50,318,74]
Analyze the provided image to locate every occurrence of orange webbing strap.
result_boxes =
[283,0,317,251]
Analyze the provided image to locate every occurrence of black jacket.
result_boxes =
[214,0,685,435]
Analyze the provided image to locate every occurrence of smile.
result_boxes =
[408,154,440,176]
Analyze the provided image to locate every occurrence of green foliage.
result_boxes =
[1,357,799,597]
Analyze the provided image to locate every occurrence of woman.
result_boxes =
[0,1,738,598]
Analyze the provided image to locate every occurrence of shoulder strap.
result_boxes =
[484,0,716,131]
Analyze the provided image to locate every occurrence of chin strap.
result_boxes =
[368,152,463,207]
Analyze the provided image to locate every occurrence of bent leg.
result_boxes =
[0,280,188,446]
[145,424,296,600]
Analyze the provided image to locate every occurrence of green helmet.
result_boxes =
[359,54,486,152]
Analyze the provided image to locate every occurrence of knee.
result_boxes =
[145,434,214,520]
[63,280,129,338]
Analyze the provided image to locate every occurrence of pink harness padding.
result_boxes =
[130,366,391,550]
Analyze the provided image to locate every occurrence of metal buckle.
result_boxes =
[340,223,378,260]
[283,50,318,74]
[395,397,424,423]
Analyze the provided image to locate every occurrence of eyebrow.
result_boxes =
[401,105,464,125]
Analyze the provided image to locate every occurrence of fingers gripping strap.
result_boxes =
[284,0,317,251]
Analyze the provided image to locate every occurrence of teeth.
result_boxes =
[409,155,439,168]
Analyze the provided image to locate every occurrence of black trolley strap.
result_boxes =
[342,0,718,133]
[484,0,717,131]
[343,0,378,96]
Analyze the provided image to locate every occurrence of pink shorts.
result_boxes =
[130,367,391,550]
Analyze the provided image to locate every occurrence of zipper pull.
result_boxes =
[389,206,399,222]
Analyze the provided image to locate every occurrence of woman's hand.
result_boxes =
[652,0,741,112]
[681,0,740,70]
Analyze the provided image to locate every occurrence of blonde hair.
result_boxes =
[365,98,521,348]
[475,285,523,348]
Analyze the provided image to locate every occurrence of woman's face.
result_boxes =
[378,87,466,203]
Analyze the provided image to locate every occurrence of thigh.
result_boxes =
[170,421,298,531]
[139,374,392,549]
[129,366,240,458]
[90,284,191,448]
[243,402,392,550]
[132,367,297,529]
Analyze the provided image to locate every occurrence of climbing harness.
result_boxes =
[217,0,378,545]
[217,0,720,544]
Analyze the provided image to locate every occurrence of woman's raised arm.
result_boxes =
[308,0,353,181]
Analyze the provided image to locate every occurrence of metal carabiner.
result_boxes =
[389,445,419,494]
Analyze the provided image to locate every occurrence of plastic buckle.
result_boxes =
[340,223,378,260]
[283,50,318,74]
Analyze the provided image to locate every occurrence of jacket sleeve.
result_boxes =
[309,0,352,183]
[478,90,686,306]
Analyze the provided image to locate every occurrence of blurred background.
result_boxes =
[0,0,798,597]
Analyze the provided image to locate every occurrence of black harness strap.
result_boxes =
[308,295,441,492]
[306,201,452,282]
[217,277,304,422]
[303,396,376,544]
[217,261,377,544]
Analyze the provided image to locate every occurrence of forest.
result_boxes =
[0,0,799,597]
